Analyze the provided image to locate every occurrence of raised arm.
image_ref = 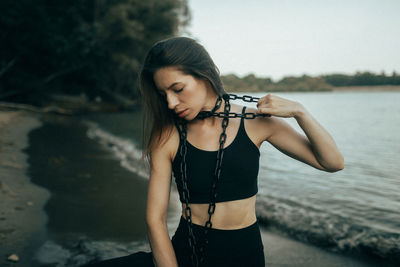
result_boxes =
[146,127,179,267]
[256,94,344,172]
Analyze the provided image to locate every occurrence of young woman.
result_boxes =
[83,36,344,267]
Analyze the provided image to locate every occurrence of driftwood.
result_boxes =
[0,64,86,100]
[0,95,138,115]
[97,87,137,108]
[0,61,139,112]
[0,101,76,115]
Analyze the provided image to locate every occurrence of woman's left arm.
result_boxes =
[257,94,344,172]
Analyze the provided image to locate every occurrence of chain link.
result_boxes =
[176,122,199,265]
[175,93,268,266]
[198,96,231,264]
[196,94,270,120]
[227,94,259,102]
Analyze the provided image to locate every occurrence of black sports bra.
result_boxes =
[172,106,260,204]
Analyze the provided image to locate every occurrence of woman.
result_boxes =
[143,36,344,267]
[84,36,344,267]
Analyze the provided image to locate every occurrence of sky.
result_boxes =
[184,0,400,81]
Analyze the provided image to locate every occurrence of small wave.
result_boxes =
[34,238,150,267]
[85,121,149,179]
[256,197,400,260]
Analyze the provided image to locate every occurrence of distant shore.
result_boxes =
[332,85,400,91]
[228,85,400,94]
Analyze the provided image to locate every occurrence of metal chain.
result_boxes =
[196,94,271,120]
[198,95,230,265]
[175,93,268,267]
[176,121,199,266]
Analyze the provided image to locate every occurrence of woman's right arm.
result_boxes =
[146,129,179,267]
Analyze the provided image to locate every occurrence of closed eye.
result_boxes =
[157,87,183,97]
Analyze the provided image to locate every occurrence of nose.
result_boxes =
[166,92,179,110]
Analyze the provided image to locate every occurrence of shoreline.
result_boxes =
[0,110,49,266]
[331,85,400,91]
[0,110,397,266]
[260,225,397,267]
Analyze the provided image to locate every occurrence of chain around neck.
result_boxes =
[174,93,268,267]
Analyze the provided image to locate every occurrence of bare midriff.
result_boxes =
[180,195,257,230]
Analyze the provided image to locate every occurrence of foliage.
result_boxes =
[222,71,400,93]
[321,71,400,87]
[221,74,273,92]
[0,0,190,105]
[1,1,398,104]
[222,73,332,92]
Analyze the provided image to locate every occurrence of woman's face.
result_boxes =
[153,66,216,120]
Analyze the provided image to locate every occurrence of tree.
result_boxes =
[0,0,190,106]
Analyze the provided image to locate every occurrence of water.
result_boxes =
[31,91,400,265]
[249,92,400,258]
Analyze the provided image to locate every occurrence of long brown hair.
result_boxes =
[139,37,226,160]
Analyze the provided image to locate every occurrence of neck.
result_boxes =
[201,94,219,111]
[194,94,227,126]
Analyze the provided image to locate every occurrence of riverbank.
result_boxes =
[0,110,397,266]
[332,85,400,91]
[0,110,49,266]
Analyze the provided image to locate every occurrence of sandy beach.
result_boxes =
[0,110,397,266]
[0,110,48,266]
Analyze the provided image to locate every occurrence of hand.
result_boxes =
[256,94,305,118]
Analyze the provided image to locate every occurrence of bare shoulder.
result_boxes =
[242,106,283,147]
[150,124,180,165]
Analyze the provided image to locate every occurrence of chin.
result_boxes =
[184,112,197,121]
[184,115,195,121]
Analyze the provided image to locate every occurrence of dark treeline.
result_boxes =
[221,74,332,92]
[1,1,398,110]
[321,71,400,86]
[221,71,400,93]
[0,0,190,108]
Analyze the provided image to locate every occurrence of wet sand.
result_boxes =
[0,110,397,266]
[0,111,48,266]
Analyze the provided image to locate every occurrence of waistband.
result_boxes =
[178,215,259,234]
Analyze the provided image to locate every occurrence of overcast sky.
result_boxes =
[184,0,400,81]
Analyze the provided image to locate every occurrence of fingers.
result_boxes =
[257,94,273,108]
[257,107,272,114]
[257,93,272,107]
[257,93,295,117]
[257,94,272,115]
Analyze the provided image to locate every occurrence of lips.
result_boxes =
[176,109,188,117]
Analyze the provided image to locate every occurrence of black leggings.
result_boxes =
[81,216,265,267]
[172,216,265,267]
